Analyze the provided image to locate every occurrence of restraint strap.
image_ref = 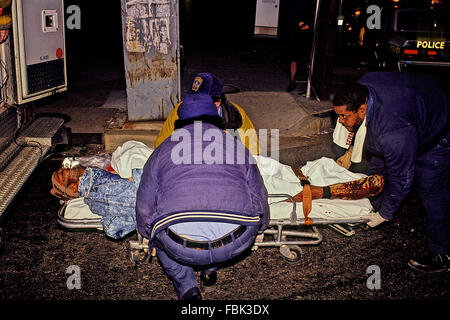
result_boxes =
[291,166,313,225]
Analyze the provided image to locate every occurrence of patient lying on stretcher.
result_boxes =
[51,159,383,205]
[51,162,384,210]
[50,142,385,239]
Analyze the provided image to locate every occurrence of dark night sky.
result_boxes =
[63,0,261,52]
[61,0,440,86]
[63,0,439,53]
[63,0,259,85]
[63,1,124,66]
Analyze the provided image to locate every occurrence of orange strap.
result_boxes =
[292,166,314,225]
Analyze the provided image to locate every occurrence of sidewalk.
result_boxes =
[34,45,366,166]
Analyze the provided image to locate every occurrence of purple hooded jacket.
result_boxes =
[135,122,270,243]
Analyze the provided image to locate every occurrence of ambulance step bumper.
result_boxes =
[0,117,66,218]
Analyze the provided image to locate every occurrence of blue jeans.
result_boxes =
[78,167,143,239]
[154,224,259,299]
[414,130,450,255]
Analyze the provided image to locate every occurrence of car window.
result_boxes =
[381,8,390,32]
[396,10,450,33]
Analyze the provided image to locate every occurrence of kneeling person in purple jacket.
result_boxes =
[136,93,270,300]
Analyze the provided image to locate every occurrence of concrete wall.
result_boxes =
[121,0,180,120]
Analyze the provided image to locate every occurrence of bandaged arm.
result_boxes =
[292,174,385,203]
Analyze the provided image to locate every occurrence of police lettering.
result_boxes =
[416,41,445,49]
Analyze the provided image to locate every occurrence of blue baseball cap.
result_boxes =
[188,73,223,97]
[178,93,219,120]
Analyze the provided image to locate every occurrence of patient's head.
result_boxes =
[50,166,86,200]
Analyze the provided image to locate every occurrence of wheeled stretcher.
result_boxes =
[55,143,374,264]
[56,192,370,264]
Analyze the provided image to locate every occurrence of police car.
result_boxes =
[372,7,450,71]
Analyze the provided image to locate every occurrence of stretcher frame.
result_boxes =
[57,193,370,264]
[252,194,370,262]
[56,202,148,263]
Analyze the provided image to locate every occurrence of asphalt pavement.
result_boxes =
[0,38,449,310]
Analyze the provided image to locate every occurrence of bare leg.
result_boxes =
[287,61,297,92]
[291,174,384,202]
[329,174,384,200]
[290,61,297,83]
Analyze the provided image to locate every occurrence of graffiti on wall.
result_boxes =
[125,0,172,54]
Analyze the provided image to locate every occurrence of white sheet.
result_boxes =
[62,197,101,220]
[253,156,373,220]
[111,140,153,179]
[63,142,373,223]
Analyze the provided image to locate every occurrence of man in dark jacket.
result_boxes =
[136,93,269,300]
[284,0,316,92]
[333,72,449,273]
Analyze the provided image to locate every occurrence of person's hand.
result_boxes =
[298,21,310,30]
[361,211,387,228]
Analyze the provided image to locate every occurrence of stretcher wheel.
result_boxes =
[129,249,148,265]
[280,245,302,263]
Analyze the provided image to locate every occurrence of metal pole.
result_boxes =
[306,0,321,99]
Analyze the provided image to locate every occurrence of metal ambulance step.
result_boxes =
[0,145,50,215]
[0,142,22,171]
[0,117,64,217]
[18,117,66,147]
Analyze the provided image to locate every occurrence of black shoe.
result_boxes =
[200,269,217,287]
[408,254,450,273]
[286,82,296,92]
[181,287,202,300]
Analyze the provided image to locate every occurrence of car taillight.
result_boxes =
[56,48,63,59]
[428,50,437,55]
[404,49,418,55]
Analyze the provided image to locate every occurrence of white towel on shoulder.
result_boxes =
[332,118,367,163]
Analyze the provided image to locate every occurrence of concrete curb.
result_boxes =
[103,91,337,155]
